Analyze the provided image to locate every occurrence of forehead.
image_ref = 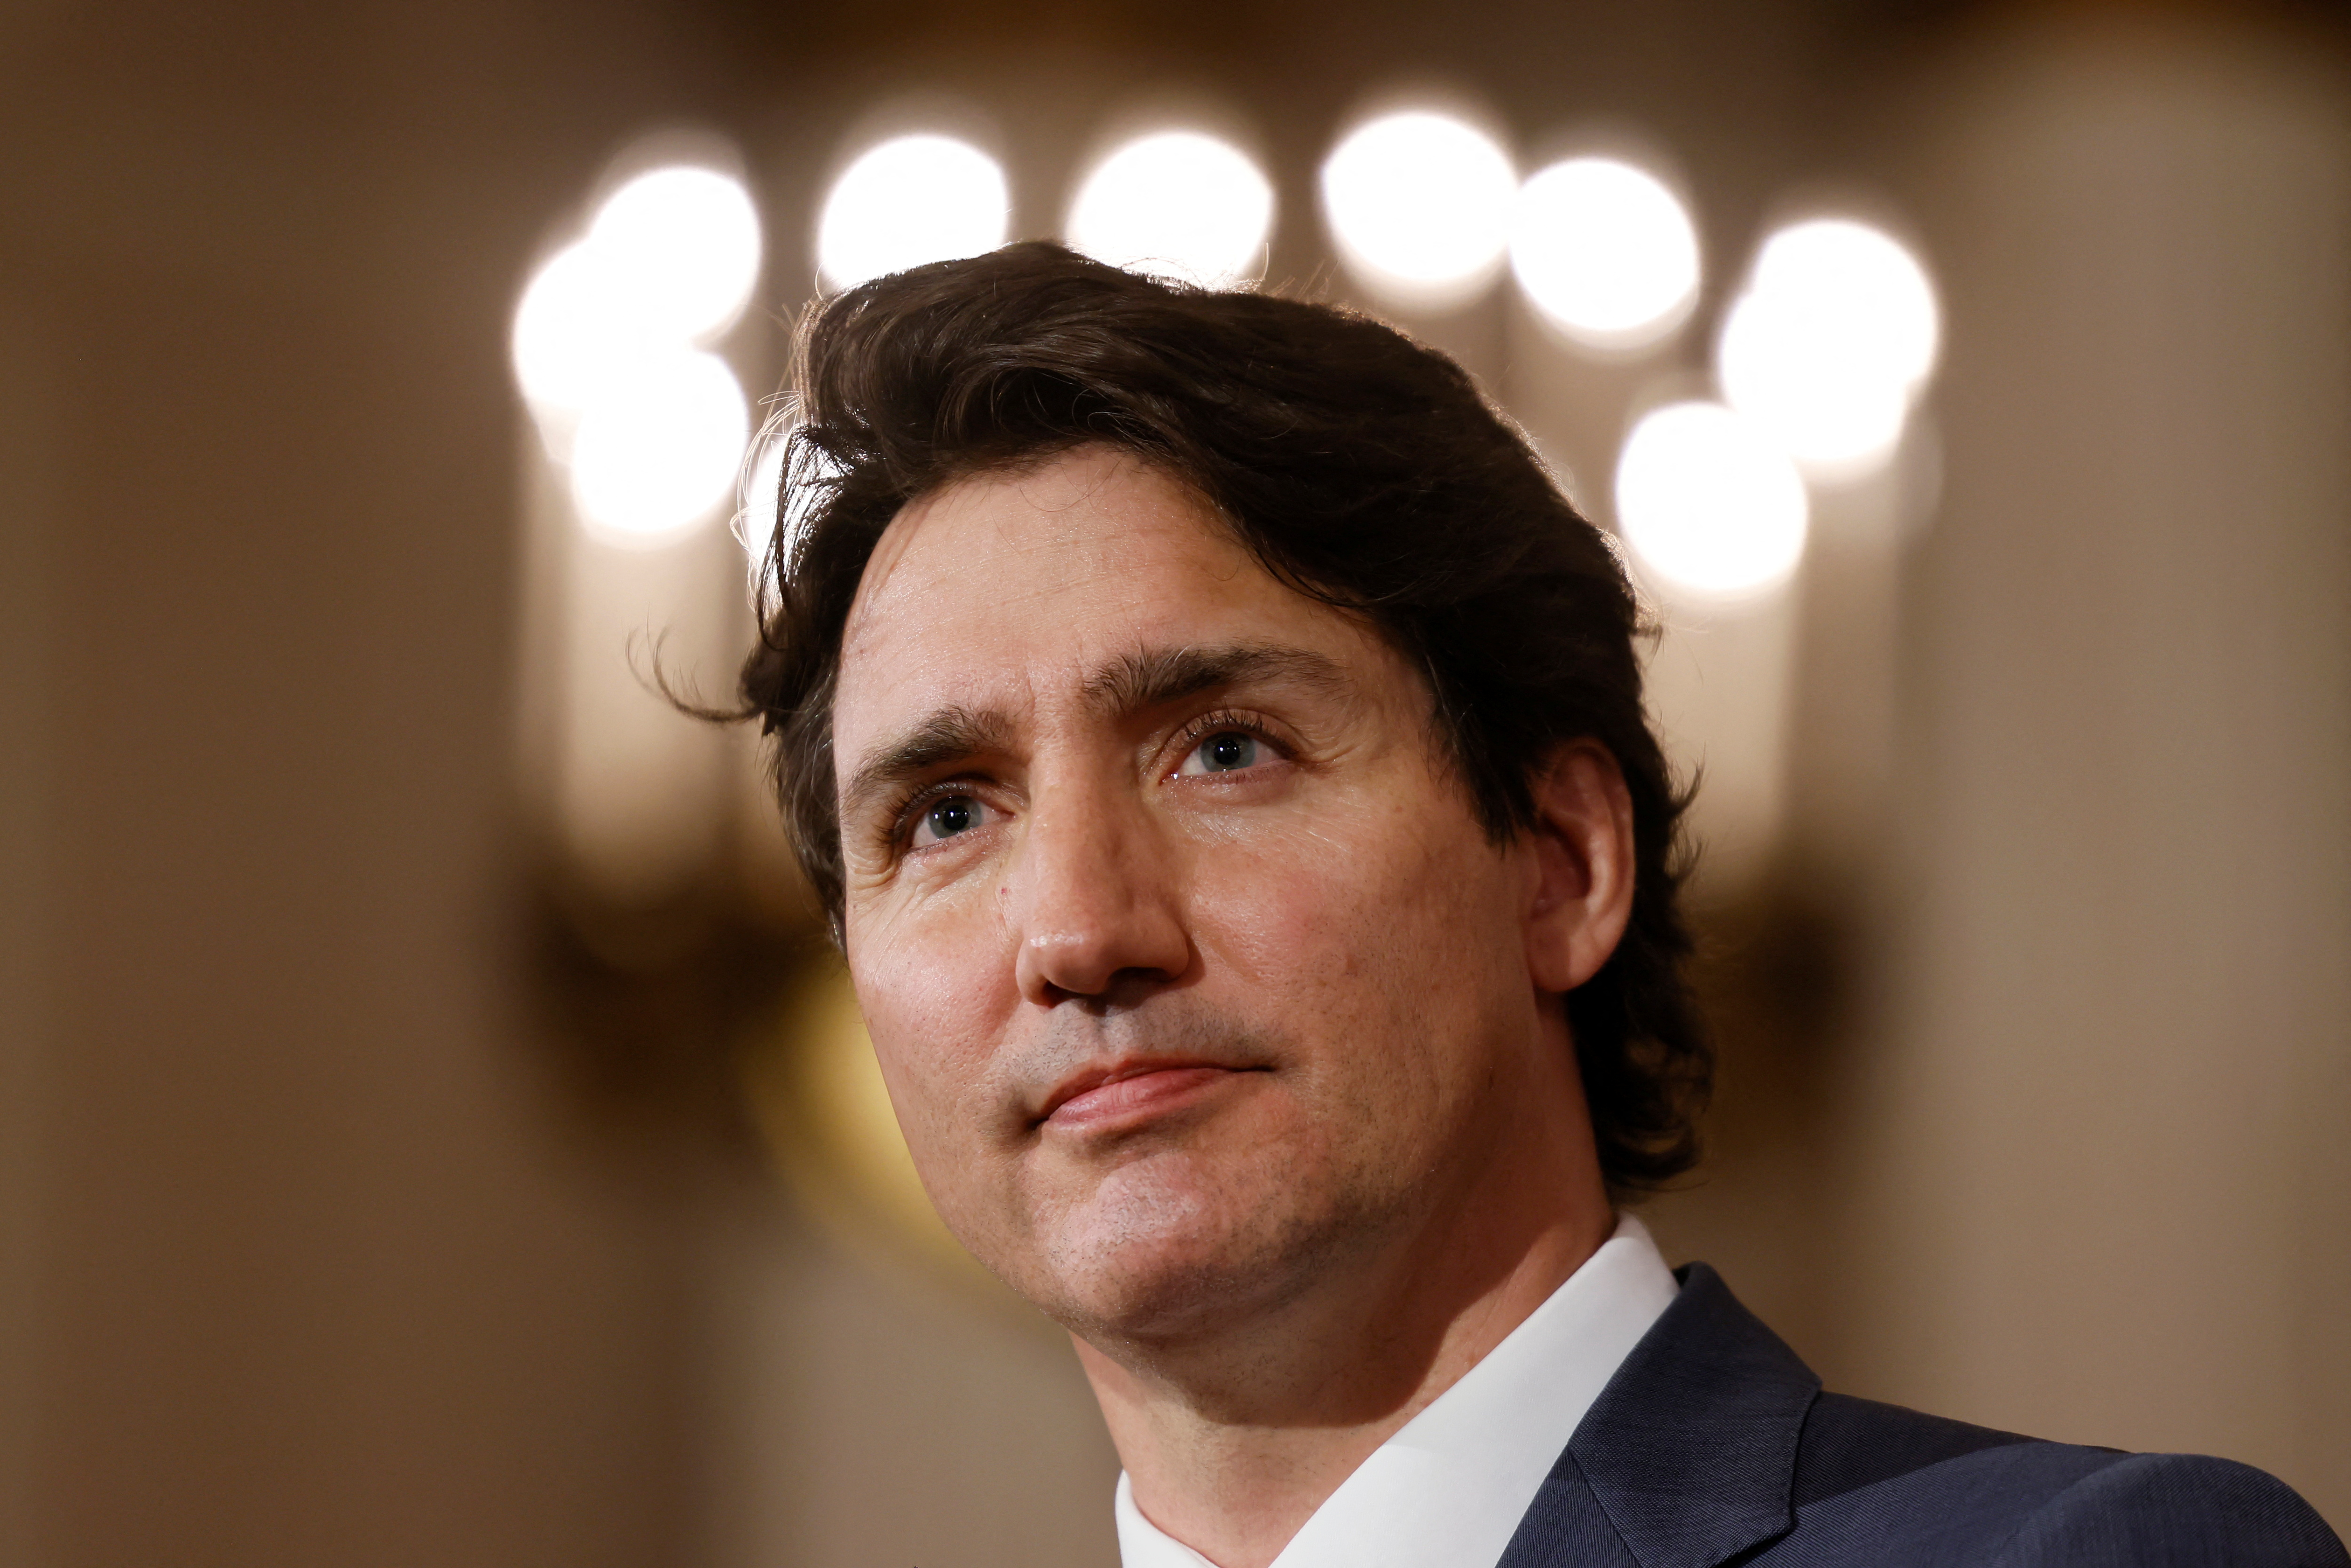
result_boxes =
[834,448,1374,739]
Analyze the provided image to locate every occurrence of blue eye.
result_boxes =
[912,793,985,847]
[1183,731,1261,774]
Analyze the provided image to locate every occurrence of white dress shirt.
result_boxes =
[1114,1213,1680,1568]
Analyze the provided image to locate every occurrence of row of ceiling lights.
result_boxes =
[511,109,1941,601]
[818,115,1705,344]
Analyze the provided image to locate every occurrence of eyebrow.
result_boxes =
[1080,642,1353,718]
[838,705,1021,834]
[838,642,1353,830]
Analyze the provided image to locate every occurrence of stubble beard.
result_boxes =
[966,1004,1428,1363]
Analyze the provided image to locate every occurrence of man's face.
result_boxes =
[831,447,1559,1341]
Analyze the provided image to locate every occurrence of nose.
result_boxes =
[1007,782,1191,1008]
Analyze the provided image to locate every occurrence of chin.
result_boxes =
[1018,1155,1361,1345]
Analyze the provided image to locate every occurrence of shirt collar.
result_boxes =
[1115,1212,1681,1568]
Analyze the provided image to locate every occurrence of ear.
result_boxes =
[1522,740,1637,994]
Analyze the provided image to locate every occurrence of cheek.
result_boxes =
[1188,787,1525,1107]
[846,908,1017,1190]
[1195,783,1512,997]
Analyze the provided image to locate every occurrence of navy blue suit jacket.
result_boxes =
[1497,1266,2347,1567]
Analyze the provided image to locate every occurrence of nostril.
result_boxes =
[1032,961,1183,1011]
[1094,964,1184,1009]
[1008,845,1191,1003]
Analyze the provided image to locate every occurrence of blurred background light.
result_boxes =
[586,165,764,342]
[510,158,762,513]
[569,348,750,547]
[817,133,1009,291]
[1510,156,1699,352]
[1716,216,1941,476]
[1065,129,1274,288]
[1615,400,1809,599]
[1320,109,1515,311]
[511,242,654,418]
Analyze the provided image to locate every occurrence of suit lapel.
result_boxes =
[1493,1451,1641,1568]
[1495,1265,1820,1568]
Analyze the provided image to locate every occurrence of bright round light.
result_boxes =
[512,242,654,414]
[1066,130,1274,289]
[569,349,749,546]
[817,134,1009,290]
[1718,290,1910,469]
[511,164,762,416]
[1716,217,1940,473]
[1751,219,1939,386]
[586,165,764,342]
[1615,401,1809,599]
[1320,110,1516,310]
[1510,157,1699,350]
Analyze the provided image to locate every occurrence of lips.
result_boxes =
[1036,1059,1258,1132]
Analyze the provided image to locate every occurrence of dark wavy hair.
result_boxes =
[736,241,1709,1198]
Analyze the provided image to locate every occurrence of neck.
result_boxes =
[1074,1111,1614,1568]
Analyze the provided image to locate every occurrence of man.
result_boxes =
[735,242,2346,1567]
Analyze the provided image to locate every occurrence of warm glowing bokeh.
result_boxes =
[511,242,650,419]
[816,133,1010,291]
[587,165,765,342]
[1510,156,1699,351]
[1716,217,1940,477]
[569,348,751,546]
[1065,129,1274,288]
[1320,109,1515,311]
[1614,400,1809,599]
[511,162,760,543]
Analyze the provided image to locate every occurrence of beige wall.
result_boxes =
[1,269,60,1568]
[1830,12,2351,1525]
[0,0,733,1560]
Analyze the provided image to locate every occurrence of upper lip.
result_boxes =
[1033,1056,1245,1126]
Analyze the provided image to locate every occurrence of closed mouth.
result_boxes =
[1035,1058,1266,1130]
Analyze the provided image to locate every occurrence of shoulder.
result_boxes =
[1995,1450,2348,1567]
[1532,1267,2346,1568]
[1771,1393,2348,1567]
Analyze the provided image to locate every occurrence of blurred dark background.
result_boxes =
[4,0,2347,1563]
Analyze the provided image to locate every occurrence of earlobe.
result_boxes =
[1523,741,1637,995]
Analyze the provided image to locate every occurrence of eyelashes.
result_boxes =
[886,776,989,853]
[1169,707,1290,769]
